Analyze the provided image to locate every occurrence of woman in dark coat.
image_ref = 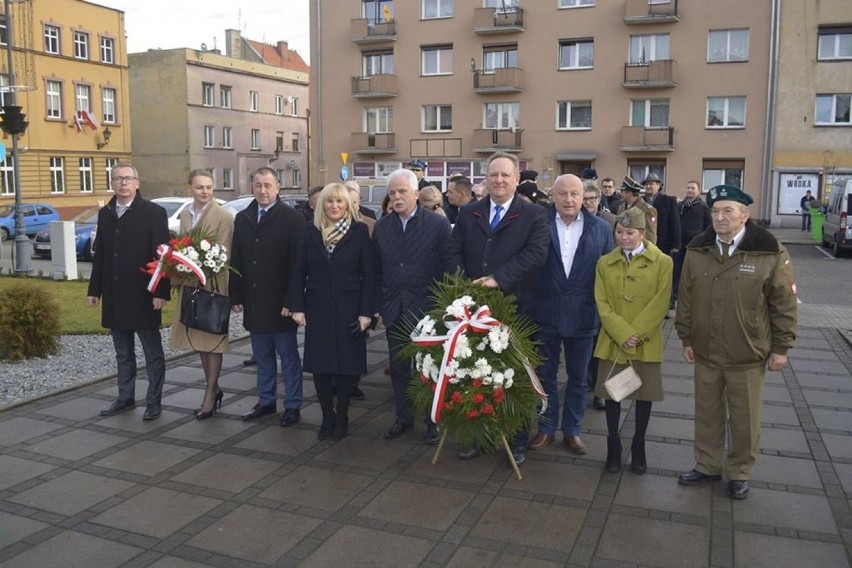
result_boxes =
[291,183,374,440]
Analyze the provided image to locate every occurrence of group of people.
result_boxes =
[87,154,797,501]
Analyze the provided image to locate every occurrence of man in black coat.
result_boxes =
[373,168,452,443]
[230,167,306,426]
[88,163,171,421]
[673,180,712,305]
[446,151,550,465]
[642,174,681,256]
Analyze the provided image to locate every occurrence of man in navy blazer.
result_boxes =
[446,151,549,465]
[529,174,614,454]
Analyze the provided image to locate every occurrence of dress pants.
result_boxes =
[693,360,765,480]
[251,330,303,410]
[111,327,166,406]
[672,248,687,302]
[535,328,595,436]
[386,321,414,426]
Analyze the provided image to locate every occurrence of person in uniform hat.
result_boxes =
[408,159,430,190]
[593,207,672,475]
[642,173,680,257]
[579,167,598,181]
[675,185,797,500]
[616,176,658,244]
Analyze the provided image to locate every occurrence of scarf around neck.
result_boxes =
[322,217,350,254]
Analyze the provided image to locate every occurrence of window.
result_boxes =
[44,25,60,54]
[423,104,452,132]
[75,84,91,114]
[629,34,670,63]
[365,106,394,133]
[422,45,453,75]
[46,80,62,119]
[484,0,518,10]
[1,156,15,196]
[559,0,594,6]
[73,31,89,59]
[556,100,592,130]
[250,128,261,150]
[49,157,65,194]
[275,131,285,152]
[708,29,749,62]
[363,0,394,22]
[703,159,743,189]
[363,50,394,75]
[290,96,299,116]
[559,39,594,70]
[79,158,93,193]
[815,94,851,125]
[0,16,7,46]
[818,27,852,60]
[204,126,215,148]
[707,96,746,128]
[628,161,666,185]
[0,74,8,108]
[292,168,302,188]
[631,99,670,127]
[222,127,233,148]
[483,44,518,73]
[105,157,117,191]
[100,36,114,64]
[292,133,300,152]
[250,91,259,112]
[422,0,453,19]
[223,167,233,190]
[220,86,232,108]
[102,88,116,124]
[202,83,214,106]
[484,102,520,129]
[275,95,284,115]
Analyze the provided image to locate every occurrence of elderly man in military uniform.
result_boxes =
[616,176,657,244]
[675,185,797,500]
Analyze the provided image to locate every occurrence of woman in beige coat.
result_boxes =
[170,170,234,419]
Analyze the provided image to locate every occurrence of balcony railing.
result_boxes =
[473,7,524,34]
[471,128,523,153]
[350,132,396,154]
[623,60,676,88]
[351,74,398,98]
[624,0,679,23]
[473,67,525,93]
[350,18,397,43]
[620,126,674,151]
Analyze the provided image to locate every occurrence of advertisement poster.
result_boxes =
[778,173,819,215]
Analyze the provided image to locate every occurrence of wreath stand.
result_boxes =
[431,428,523,480]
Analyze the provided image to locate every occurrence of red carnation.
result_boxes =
[493,387,505,404]
[482,404,494,415]
[472,392,485,404]
[466,409,479,420]
[442,402,452,410]
[451,391,463,404]
[472,379,483,388]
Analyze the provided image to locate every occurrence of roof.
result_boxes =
[246,39,310,73]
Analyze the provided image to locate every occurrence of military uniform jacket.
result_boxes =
[617,199,658,244]
[675,220,797,369]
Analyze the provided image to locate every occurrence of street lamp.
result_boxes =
[97,126,112,149]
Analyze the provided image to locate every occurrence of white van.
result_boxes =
[821,178,852,257]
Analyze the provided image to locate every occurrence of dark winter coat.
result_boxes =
[88,194,170,330]
[290,221,373,375]
[647,192,681,254]
[678,198,712,245]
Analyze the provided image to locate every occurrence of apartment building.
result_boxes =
[310,0,774,212]
[129,30,309,200]
[0,0,129,215]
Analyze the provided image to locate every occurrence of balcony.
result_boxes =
[624,0,679,24]
[622,60,676,88]
[473,7,524,35]
[351,74,398,98]
[350,132,396,154]
[471,129,523,153]
[620,126,674,151]
[350,18,397,44]
[473,67,525,93]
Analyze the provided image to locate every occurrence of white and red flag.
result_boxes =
[81,110,99,131]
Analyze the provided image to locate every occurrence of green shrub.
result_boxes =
[0,281,61,360]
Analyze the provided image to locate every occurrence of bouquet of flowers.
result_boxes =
[402,273,546,454]
[143,225,234,292]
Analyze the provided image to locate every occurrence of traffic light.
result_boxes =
[1,106,29,136]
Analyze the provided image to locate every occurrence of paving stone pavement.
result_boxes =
[1,320,851,567]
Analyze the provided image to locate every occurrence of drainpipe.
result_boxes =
[761,0,781,225]
[313,0,323,185]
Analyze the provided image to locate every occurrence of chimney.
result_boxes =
[225,29,241,58]
[277,41,289,58]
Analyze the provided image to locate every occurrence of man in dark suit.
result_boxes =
[230,167,306,426]
[643,174,681,310]
[446,151,550,465]
[88,163,171,421]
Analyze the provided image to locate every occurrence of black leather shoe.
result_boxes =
[511,450,526,467]
[425,424,441,446]
[457,446,480,460]
[728,480,749,499]
[352,385,365,401]
[280,408,300,427]
[678,469,722,486]
[243,357,256,367]
[100,399,135,416]
[593,396,606,410]
[383,421,412,439]
[242,403,276,421]
[142,405,161,421]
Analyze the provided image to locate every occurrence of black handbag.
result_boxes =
[180,285,231,335]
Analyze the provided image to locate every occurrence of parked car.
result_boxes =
[0,203,60,240]
[222,195,308,217]
[821,178,852,258]
[151,197,225,237]
[32,207,100,261]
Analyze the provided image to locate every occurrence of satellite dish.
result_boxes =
[201,43,207,52]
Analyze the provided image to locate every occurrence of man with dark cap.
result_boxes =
[617,176,657,244]
[579,167,598,182]
[642,173,680,256]
[675,185,797,500]
[299,186,322,222]
[408,159,431,190]
[517,169,547,206]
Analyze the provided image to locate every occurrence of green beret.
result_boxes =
[706,185,753,207]
[615,207,646,230]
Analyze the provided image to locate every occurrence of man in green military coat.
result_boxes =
[675,185,797,499]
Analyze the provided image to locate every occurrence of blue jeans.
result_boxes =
[535,329,595,436]
[111,327,165,407]
[250,330,303,410]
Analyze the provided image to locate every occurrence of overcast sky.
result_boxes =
[98,0,310,62]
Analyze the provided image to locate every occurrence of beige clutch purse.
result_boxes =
[604,359,642,402]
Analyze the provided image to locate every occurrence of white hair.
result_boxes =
[387,168,418,190]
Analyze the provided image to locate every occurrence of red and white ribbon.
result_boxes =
[146,243,206,293]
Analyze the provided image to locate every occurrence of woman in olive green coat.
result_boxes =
[594,208,672,474]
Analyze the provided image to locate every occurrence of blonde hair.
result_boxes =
[419,185,445,215]
[314,183,357,229]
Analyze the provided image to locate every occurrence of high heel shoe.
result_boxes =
[215,389,224,409]
[195,390,224,421]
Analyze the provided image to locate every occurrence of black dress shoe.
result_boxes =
[280,408,300,427]
[100,399,135,416]
[458,446,480,460]
[142,405,161,421]
[383,421,412,439]
[242,403,276,421]
[593,396,606,410]
[243,357,257,367]
[728,480,749,499]
[425,424,441,445]
[678,469,722,486]
[352,385,365,401]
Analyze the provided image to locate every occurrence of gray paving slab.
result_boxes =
[734,531,849,568]
[0,529,142,568]
[91,440,202,476]
[8,470,135,517]
[0,511,47,550]
[0,417,65,447]
[23,429,128,462]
